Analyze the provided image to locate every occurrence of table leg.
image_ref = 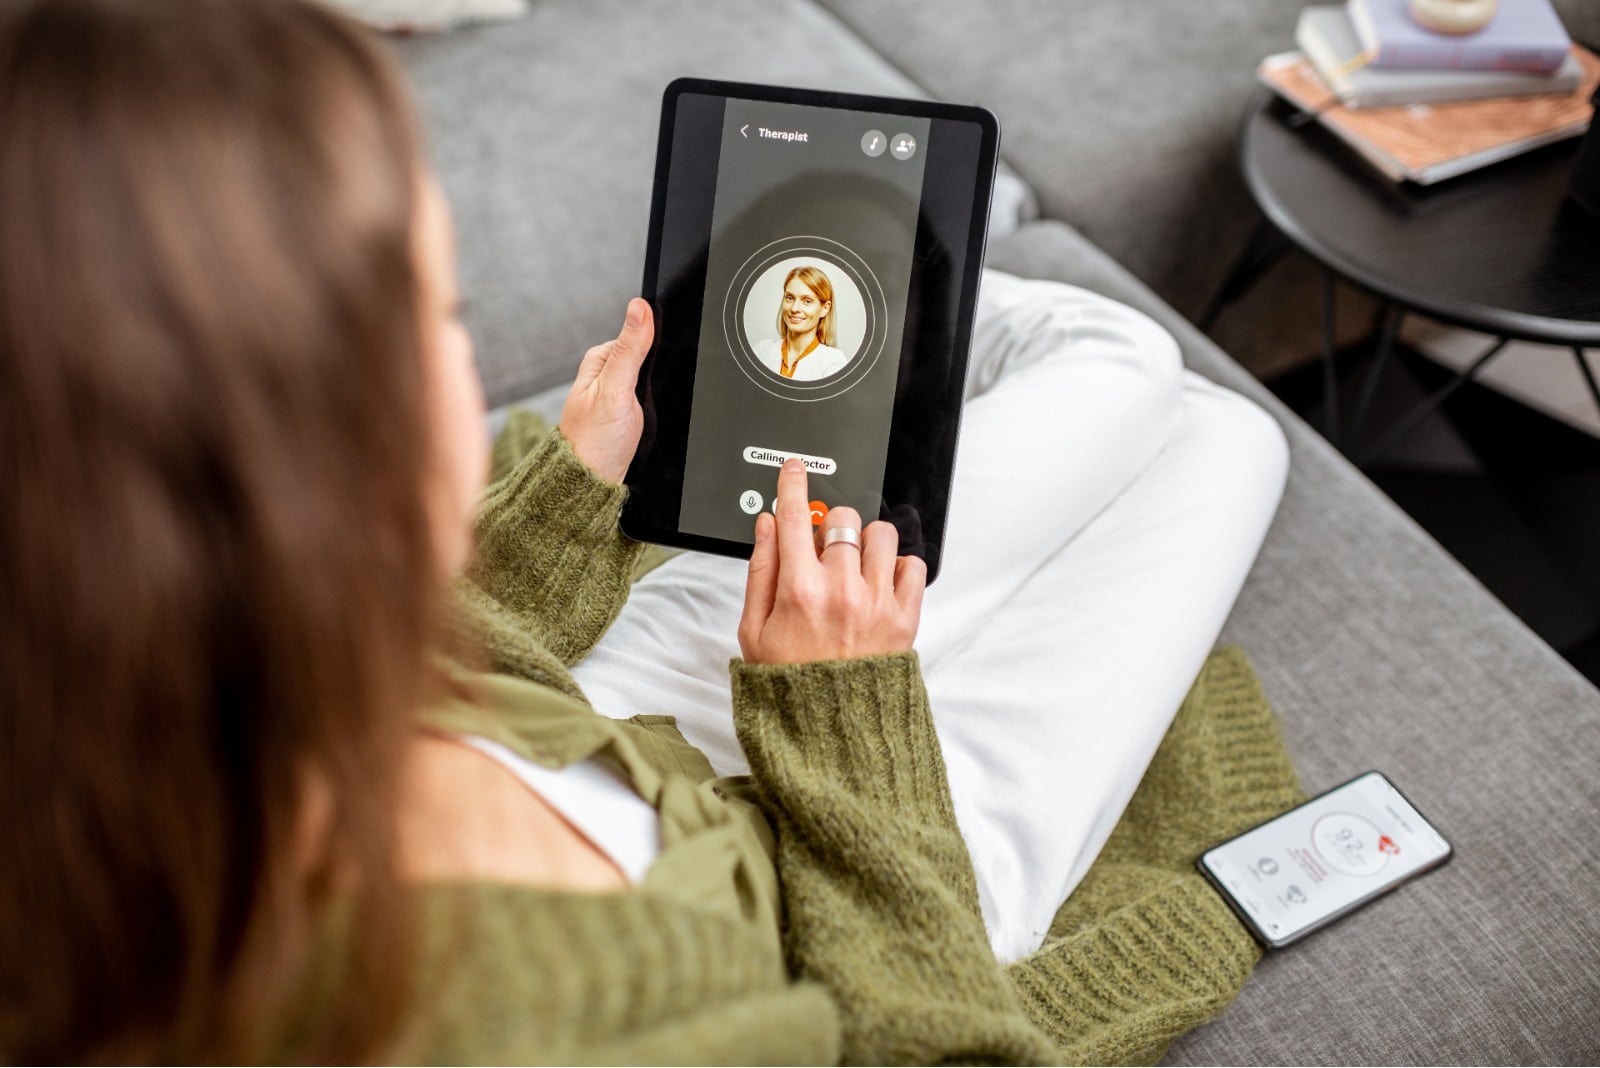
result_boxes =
[1574,347,1600,420]
[1348,303,1406,450]
[1198,219,1290,333]
[1321,269,1341,444]
[1355,335,1511,468]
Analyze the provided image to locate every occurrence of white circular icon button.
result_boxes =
[890,132,917,160]
[861,129,887,157]
[739,489,763,515]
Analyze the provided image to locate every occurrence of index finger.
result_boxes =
[774,459,821,577]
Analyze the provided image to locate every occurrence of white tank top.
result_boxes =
[459,734,663,884]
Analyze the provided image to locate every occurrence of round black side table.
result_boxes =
[1205,90,1600,465]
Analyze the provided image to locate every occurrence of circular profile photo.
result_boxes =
[722,236,887,403]
[740,258,868,382]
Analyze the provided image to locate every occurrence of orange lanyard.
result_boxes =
[780,336,820,378]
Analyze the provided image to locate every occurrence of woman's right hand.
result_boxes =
[738,459,926,665]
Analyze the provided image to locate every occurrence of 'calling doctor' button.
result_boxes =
[742,446,837,476]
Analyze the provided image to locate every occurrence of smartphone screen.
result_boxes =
[1198,771,1452,948]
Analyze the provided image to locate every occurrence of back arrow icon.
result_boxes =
[741,124,749,138]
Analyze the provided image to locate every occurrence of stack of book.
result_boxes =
[1258,0,1598,184]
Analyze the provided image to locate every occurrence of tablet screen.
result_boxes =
[625,81,997,580]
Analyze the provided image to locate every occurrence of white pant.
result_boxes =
[572,271,1289,962]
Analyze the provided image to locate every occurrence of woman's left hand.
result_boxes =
[558,298,653,483]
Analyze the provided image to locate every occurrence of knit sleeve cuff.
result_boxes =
[465,429,644,661]
[479,427,629,538]
[730,652,955,812]
[1011,874,1263,1064]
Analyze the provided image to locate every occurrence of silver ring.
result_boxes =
[821,525,862,552]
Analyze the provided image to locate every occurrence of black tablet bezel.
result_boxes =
[621,78,999,583]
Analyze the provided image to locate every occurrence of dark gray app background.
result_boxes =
[678,99,929,543]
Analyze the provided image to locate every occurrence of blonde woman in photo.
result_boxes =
[754,264,850,380]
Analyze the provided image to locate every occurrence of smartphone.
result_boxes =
[1197,771,1452,949]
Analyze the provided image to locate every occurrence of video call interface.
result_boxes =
[676,97,933,544]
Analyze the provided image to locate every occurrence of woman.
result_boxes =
[755,264,851,379]
[0,0,1302,1063]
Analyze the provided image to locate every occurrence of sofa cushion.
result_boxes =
[816,2,1308,318]
[390,0,1035,407]
[813,0,1600,381]
[815,0,1600,303]
[987,219,1600,1065]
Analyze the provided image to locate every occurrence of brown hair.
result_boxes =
[775,264,838,348]
[0,0,439,1059]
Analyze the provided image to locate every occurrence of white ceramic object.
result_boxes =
[1409,0,1498,35]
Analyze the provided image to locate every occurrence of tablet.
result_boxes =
[621,78,999,582]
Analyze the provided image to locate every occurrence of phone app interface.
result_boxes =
[1203,773,1450,943]
[677,98,931,543]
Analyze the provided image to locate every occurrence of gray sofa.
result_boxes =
[394,3,1600,1062]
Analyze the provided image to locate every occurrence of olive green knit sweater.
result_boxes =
[372,421,1303,1065]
